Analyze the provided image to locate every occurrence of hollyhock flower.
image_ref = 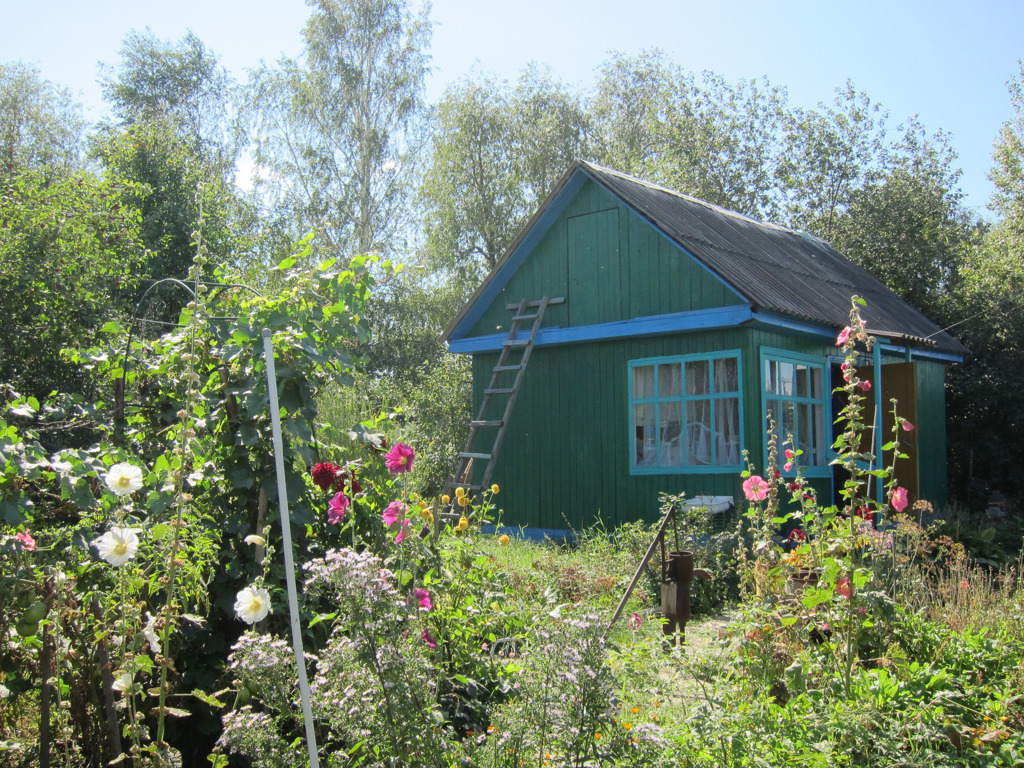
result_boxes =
[787,528,806,542]
[836,576,852,599]
[855,506,875,525]
[837,326,852,346]
[234,585,272,625]
[244,534,266,547]
[891,486,909,512]
[422,629,437,648]
[902,419,915,431]
[93,527,141,566]
[13,531,35,550]
[383,501,411,542]
[334,469,362,495]
[328,491,349,525]
[742,475,769,502]
[628,612,643,629]
[385,442,415,474]
[858,380,871,392]
[142,612,161,654]
[105,463,143,497]
[784,462,794,472]
[112,670,133,693]
[311,462,337,491]
[415,588,432,610]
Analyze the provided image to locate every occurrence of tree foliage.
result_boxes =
[248,0,431,258]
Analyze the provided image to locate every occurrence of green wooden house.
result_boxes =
[442,162,966,533]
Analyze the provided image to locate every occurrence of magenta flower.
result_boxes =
[14,531,35,550]
[628,612,643,629]
[890,486,909,513]
[422,629,437,648]
[858,380,871,392]
[837,326,852,346]
[415,588,432,611]
[902,420,915,432]
[742,475,769,502]
[384,442,415,474]
[383,501,412,542]
[328,491,349,525]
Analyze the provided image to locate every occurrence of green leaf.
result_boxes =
[150,523,173,541]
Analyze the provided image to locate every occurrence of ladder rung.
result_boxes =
[494,365,522,372]
[513,313,539,321]
[445,483,482,492]
[470,420,503,427]
[503,339,529,347]
[485,387,514,395]
[461,452,492,460]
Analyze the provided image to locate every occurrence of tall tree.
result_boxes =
[248,0,431,258]
[421,67,587,277]
[0,62,85,177]
[777,82,888,239]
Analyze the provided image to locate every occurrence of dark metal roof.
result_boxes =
[582,162,966,355]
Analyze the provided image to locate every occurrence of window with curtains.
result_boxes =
[761,350,828,472]
[629,352,743,473]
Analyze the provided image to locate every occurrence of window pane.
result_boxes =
[796,365,809,398]
[660,401,683,466]
[633,365,654,399]
[798,402,811,460]
[686,360,710,395]
[715,397,741,465]
[658,363,681,397]
[781,400,796,444]
[634,403,656,466]
[811,367,822,399]
[714,357,738,393]
[686,400,712,465]
[779,362,795,397]
[811,403,824,465]
[764,360,777,394]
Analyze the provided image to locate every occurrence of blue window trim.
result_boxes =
[759,347,830,478]
[628,350,744,475]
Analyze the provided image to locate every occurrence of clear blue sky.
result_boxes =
[4,0,1021,218]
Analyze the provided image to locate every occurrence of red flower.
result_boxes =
[854,506,874,525]
[787,528,806,542]
[836,576,852,599]
[334,469,362,495]
[312,462,338,490]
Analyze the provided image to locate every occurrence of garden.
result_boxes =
[2,245,1023,768]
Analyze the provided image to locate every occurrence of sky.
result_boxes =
[3,0,1021,219]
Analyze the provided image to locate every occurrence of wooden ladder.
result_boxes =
[445,296,564,500]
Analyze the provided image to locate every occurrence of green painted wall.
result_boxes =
[913,358,949,509]
[469,179,743,338]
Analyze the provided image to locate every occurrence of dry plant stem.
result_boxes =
[38,583,54,768]
[92,598,123,758]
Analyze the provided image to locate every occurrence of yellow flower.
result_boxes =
[457,517,469,531]
[455,487,466,498]
[457,495,469,507]
[420,508,434,523]
[491,484,499,494]
[442,494,451,504]
[498,534,510,546]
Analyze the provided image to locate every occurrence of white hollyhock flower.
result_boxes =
[234,585,272,625]
[105,463,144,497]
[112,670,133,693]
[244,535,266,547]
[142,612,161,654]
[92,527,141,566]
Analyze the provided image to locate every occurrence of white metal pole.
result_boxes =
[262,329,320,768]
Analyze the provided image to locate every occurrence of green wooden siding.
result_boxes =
[913,358,948,509]
[469,179,743,338]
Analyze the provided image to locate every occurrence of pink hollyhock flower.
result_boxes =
[312,462,338,490]
[785,449,794,461]
[891,486,909,512]
[784,462,793,472]
[384,442,415,474]
[902,420,915,432]
[742,475,769,502]
[328,491,349,525]
[422,629,437,648]
[837,326,852,346]
[836,576,852,599]
[14,531,35,550]
[858,380,871,392]
[628,612,643,629]
[415,588,432,611]
[383,501,412,542]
